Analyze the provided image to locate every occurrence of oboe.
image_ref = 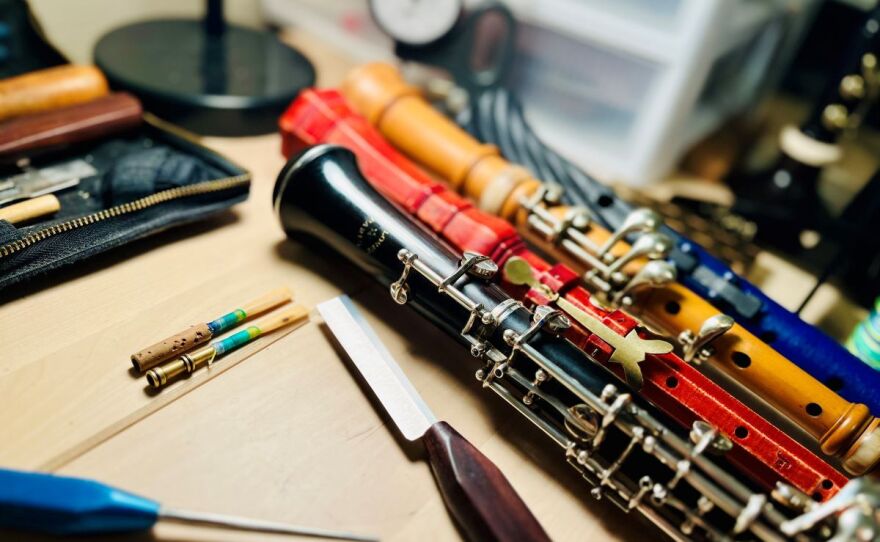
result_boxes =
[279,87,849,497]
[337,65,880,473]
[274,144,876,542]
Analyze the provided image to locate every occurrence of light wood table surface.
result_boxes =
[1,5,870,542]
[0,19,654,542]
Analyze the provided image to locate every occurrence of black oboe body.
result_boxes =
[273,144,858,542]
[274,145,613,395]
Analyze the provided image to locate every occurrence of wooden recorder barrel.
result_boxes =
[520,206,880,475]
[342,62,880,475]
[342,62,541,220]
[636,283,880,473]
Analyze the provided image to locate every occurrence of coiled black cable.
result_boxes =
[457,87,617,230]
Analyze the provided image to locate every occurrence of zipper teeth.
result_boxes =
[0,174,249,260]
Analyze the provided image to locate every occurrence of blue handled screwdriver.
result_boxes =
[0,468,376,541]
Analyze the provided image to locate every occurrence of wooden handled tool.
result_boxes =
[0,65,109,122]
[0,92,142,161]
[423,422,551,542]
[341,63,880,475]
[0,195,59,224]
[318,296,550,542]
[132,287,293,372]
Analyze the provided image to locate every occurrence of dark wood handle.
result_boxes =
[0,93,143,162]
[423,422,551,542]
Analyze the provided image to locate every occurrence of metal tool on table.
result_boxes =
[318,295,550,542]
[0,467,376,541]
[0,158,97,208]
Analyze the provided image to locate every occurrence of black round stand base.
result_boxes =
[94,20,315,136]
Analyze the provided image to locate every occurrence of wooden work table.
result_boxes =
[0,123,650,542]
[0,20,654,542]
[0,4,871,541]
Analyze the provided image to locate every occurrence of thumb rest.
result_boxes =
[338,65,880,476]
[274,144,878,541]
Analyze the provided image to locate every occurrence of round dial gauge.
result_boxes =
[370,0,463,46]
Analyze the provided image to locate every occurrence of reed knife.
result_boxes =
[318,295,550,542]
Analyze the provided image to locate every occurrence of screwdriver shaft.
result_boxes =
[159,507,377,542]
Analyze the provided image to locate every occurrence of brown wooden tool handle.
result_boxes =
[343,62,538,219]
[0,65,109,122]
[0,92,143,161]
[423,422,550,542]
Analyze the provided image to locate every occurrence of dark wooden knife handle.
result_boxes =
[423,422,551,542]
[0,93,143,162]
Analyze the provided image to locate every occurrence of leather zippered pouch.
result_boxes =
[0,115,250,291]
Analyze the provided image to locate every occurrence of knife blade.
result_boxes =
[317,295,550,542]
[0,158,97,206]
[318,295,435,440]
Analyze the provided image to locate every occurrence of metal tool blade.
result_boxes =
[318,295,437,441]
[0,159,97,205]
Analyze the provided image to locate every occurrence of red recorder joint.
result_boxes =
[280,88,848,500]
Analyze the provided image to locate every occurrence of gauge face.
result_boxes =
[370,0,462,45]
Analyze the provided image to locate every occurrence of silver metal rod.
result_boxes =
[486,375,569,448]
[159,508,378,542]
[517,343,785,541]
